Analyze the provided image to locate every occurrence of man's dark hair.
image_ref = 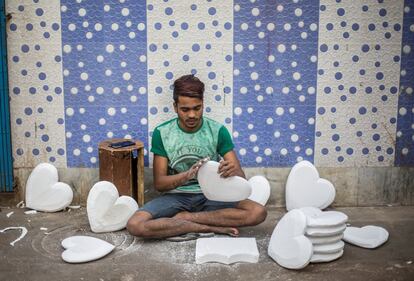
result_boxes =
[173,74,205,103]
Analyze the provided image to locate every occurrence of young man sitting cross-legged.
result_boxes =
[127,74,267,239]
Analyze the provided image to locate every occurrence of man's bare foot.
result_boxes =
[173,212,239,236]
[210,226,239,237]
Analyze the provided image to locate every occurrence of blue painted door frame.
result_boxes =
[0,0,14,192]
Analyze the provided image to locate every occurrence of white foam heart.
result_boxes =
[343,225,389,249]
[25,163,73,212]
[310,250,344,263]
[300,207,348,228]
[306,233,344,245]
[87,181,139,233]
[286,161,335,211]
[247,175,271,206]
[268,209,313,269]
[61,236,115,263]
[196,238,259,264]
[313,240,345,254]
[198,161,252,202]
[306,224,346,237]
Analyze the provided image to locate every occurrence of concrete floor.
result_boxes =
[0,206,413,281]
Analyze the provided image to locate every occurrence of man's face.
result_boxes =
[174,96,203,132]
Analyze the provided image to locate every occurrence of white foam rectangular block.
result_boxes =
[196,237,259,265]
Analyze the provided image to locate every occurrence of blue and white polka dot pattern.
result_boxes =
[233,0,319,166]
[6,0,414,169]
[146,0,233,157]
[395,1,414,166]
[314,0,405,166]
[61,0,148,167]
[6,0,66,168]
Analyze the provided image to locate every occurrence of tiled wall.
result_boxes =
[233,0,319,166]
[6,0,414,169]
[6,0,66,167]
[315,0,404,167]
[60,0,149,167]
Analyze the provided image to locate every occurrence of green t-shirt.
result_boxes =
[151,117,234,193]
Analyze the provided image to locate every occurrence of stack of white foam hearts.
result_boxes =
[302,207,347,263]
[267,207,348,269]
[268,161,347,269]
[268,160,389,269]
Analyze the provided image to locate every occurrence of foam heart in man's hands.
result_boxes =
[198,161,252,202]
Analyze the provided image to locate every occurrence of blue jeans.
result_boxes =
[139,193,238,219]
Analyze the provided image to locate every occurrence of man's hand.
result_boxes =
[185,157,210,180]
[218,159,238,178]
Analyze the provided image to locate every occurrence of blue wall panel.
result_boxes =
[395,0,414,166]
[61,0,148,167]
[233,0,319,166]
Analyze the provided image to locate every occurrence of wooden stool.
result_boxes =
[98,138,145,207]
